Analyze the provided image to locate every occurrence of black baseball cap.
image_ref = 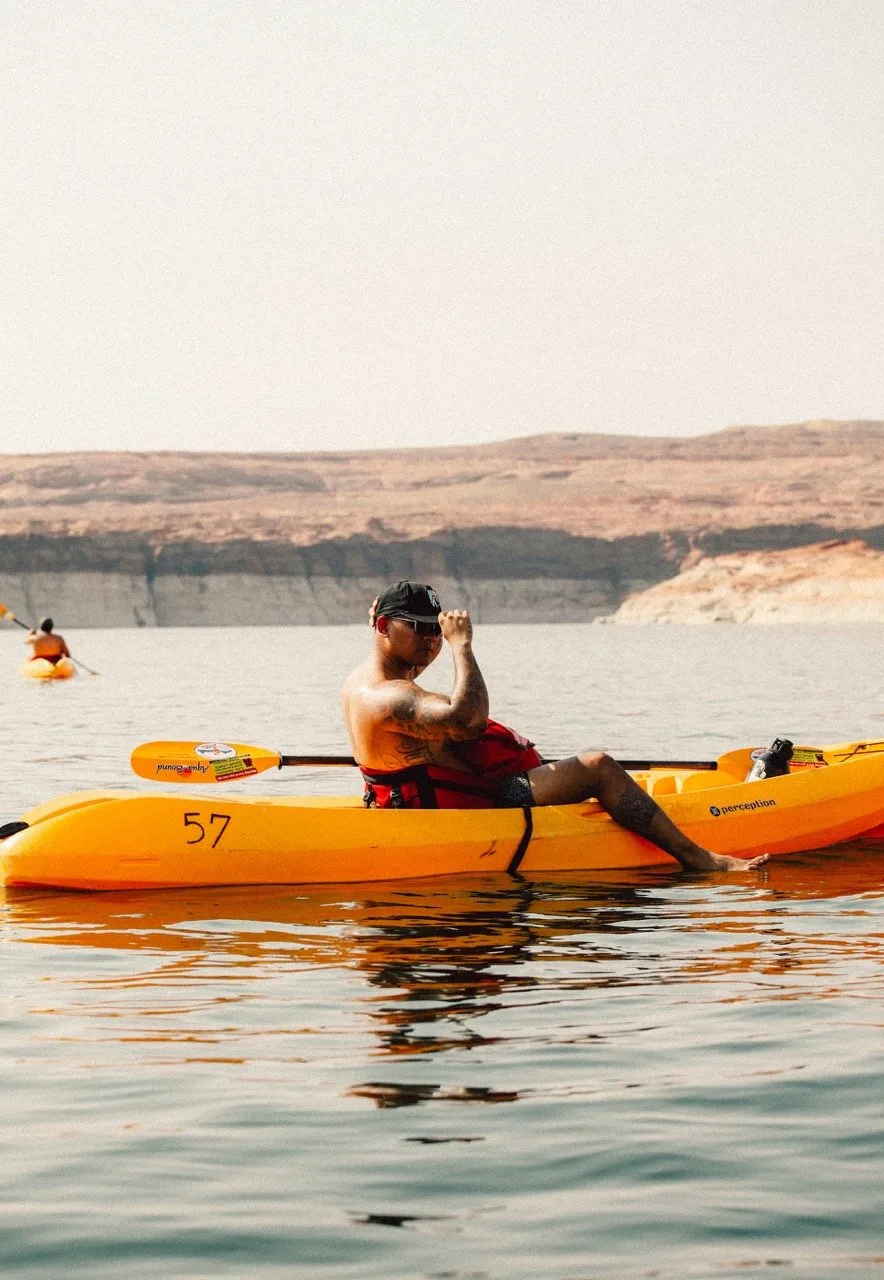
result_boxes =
[375,581,442,624]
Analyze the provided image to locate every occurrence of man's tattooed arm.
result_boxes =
[384,650,488,742]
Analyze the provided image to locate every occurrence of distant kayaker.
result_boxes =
[24,617,71,666]
[342,580,768,874]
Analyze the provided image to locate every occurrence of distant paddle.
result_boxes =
[0,603,100,676]
[130,738,723,785]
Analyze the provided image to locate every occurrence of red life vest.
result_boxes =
[360,719,542,809]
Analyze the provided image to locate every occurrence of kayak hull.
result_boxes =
[21,657,76,681]
[3,754,884,891]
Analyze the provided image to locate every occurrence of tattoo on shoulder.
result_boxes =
[387,687,421,728]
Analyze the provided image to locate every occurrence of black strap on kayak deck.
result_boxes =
[506,807,534,874]
[0,821,28,840]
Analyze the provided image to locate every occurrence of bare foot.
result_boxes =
[687,850,770,872]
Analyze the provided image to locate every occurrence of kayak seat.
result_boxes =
[640,770,744,797]
[678,770,743,794]
[645,774,678,797]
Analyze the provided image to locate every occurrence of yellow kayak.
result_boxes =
[3,751,884,891]
[21,657,76,681]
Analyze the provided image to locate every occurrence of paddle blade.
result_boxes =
[131,740,281,783]
[0,603,26,627]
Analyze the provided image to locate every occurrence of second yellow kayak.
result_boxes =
[21,657,76,681]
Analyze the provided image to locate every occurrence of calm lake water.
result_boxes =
[2,624,883,1278]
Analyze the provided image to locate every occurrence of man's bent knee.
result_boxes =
[576,750,617,774]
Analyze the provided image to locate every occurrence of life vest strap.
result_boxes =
[359,762,499,809]
[358,721,539,811]
[359,764,439,808]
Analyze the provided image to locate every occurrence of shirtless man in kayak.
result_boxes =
[25,618,71,665]
[342,580,767,874]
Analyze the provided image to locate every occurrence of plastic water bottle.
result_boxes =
[745,738,794,781]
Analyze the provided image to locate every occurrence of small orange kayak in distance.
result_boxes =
[20,657,77,680]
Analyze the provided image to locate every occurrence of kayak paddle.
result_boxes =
[130,737,884,785]
[0,602,100,676]
[130,739,722,784]
[130,741,357,783]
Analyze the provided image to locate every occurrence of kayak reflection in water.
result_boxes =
[341,580,768,875]
[25,617,71,667]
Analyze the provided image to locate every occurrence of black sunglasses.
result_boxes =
[394,617,442,637]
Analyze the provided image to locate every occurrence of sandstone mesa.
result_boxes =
[0,419,881,625]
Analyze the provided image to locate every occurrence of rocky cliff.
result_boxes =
[0,419,881,625]
[608,540,884,624]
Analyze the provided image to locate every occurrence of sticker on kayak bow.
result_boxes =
[194,742,238,760]
[210,755,257,781]
[156,762,211,777]
[789,747,828,769]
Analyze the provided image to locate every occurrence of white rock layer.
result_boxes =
[610,540,884,624]
[0,574,632,627]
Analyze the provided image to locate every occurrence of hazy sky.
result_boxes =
[1,0,880,455]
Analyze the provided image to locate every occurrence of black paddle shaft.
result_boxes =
[614,759,716,771]
[277,754,717,771]
[280,755,359,767]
